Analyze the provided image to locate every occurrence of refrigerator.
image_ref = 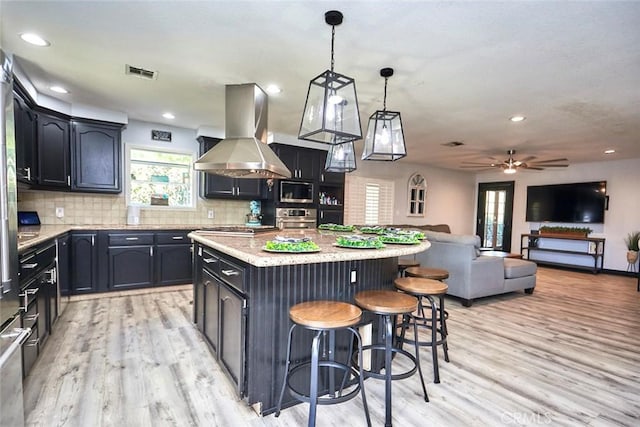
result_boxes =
[0,48,31,427]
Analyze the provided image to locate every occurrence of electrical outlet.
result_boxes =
[350,270,357,283]
[207,209,214,219]
[55,207,64,218]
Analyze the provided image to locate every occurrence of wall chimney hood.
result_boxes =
[193,84,291,179]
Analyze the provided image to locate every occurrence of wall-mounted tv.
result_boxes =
[526,181,607,224]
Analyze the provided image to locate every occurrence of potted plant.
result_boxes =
[538,226,593,238]
[624,231,640,266]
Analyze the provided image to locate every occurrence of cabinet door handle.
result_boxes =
[171,236,184,240]
[25,167,31,181]
[67,176,71,186]
[26,337,40,347]
[24,313,39,322]
[203,257,218,264]
[125,237,139,241]
[21,263,38,269]
[150,247,154,257]
[221,269,239,276]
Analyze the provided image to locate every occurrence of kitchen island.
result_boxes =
[188,229,430,415]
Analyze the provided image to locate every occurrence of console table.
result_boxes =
[520,234,605,274]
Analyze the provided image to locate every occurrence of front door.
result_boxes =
[476,181,515,252]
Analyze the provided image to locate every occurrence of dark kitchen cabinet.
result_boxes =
[318,151,345,184]
[37,112,71,188]
[218,283,245,390]
[58,234,71,296]
[193,243,247,395]
[71,232,98,293]
[204,270,220,352]
[198,136,264,199]
[155,231,192,285]
[71,121,122,193]
[13,92,38,184]
[107,233,154,289]
[271,143,317,180]
[318,208,344,225]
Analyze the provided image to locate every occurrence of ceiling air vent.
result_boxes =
[442,141,464,147]
[125,64,158,80]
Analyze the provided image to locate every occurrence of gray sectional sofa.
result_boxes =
[410,230,537,306]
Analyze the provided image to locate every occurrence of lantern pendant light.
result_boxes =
[325,140,357,173]
[362,67,407,161]
[298,10,362,145]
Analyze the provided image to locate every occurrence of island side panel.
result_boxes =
[245,256,397,414]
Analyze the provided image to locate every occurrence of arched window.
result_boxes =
[408,173,426,216]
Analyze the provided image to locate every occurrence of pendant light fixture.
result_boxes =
[299,10,362,145]
[325,140,357,173]
[362,67,407,161]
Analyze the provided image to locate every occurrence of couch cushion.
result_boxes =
[503,258,537,278]
[424,231,480,247]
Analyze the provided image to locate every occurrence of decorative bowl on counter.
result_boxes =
[334,235,385,249]
[262,236,321,253]
[318,223,356,232]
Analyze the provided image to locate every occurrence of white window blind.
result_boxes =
[345,175,394,225]
[365,184,379,224]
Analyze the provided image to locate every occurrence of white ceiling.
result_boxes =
[2,1,639,171]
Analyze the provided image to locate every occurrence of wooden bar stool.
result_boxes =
[394,277,449,384]
[397,258,420,277]
[355,290,428,427]
[275,301,371,427]
[404,266,449,281]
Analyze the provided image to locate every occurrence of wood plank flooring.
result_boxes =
[24,268,640,426]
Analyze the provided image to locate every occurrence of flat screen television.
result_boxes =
[526,181,607,224]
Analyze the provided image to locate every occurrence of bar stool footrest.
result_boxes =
[286,361,362,406]
[356,344,418,381]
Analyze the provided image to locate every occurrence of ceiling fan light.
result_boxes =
[504,166,517,174]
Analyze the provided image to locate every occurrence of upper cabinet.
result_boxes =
[37,112,71,188]
[197,136,265,199]
[12,82,123,194]
[271,143,318,181]
[13,92,38,185]
[71,121,122,193]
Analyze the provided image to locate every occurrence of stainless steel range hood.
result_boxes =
[193,84,291,179]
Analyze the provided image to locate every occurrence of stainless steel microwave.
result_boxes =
[280,181,314,204]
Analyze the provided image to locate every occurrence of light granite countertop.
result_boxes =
[17,224,202,252]
[189,230,431,267]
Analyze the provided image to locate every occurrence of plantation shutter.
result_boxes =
[345,175,394,225]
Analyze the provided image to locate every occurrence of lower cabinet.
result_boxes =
[66,229,193,294]
[194,244,247,396]
[318,208,344,225]
[108,245,154,289]
[71,232,99,293]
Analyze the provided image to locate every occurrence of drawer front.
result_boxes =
[200,247,220,276]
[108,233,154,246]
[218,257,245,293]
[19,242,56,282]
[156,231,190,245]
[22,302,39,330]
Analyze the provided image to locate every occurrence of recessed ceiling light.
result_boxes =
[20,33,50,47]
[162,112,175,120]
[265,84,282,94]
[509,115,526,122]
[604,149,615,154]
[50,86,68,94]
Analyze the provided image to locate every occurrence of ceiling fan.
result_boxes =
[460,149,569,173]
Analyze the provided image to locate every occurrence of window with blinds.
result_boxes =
[345,175,394,225]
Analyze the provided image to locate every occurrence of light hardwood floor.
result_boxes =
[24,268,640,426]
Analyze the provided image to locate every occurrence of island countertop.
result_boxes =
[188,229,430,267]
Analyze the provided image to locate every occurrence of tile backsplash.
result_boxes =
[18,190,252,225]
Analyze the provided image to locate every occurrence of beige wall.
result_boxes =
[349,158,477,234]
